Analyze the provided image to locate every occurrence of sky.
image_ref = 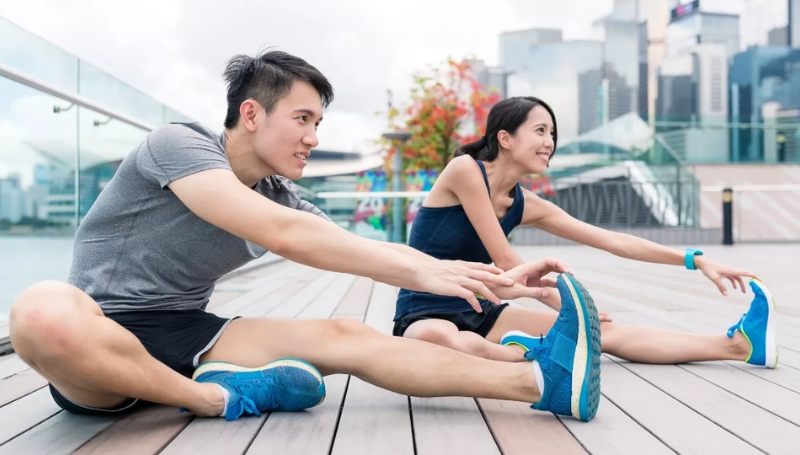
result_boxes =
[1,0,619,153]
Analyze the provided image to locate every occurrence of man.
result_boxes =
[10,51,601,422]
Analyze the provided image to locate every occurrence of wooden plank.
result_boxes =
[777,348,800,370]
[210,264,319,318]
[411,396,500,455]
[214,260,293,292]
[0,388,61,445]
[559,396,674,455]
[0,354,28,380]
[246,373,350,454]
[297,274,357,319]
[211,276,292,318]
[332,277,373,318]
[233,285,295,318]
[729,359,800,394]
[624,362,800,454]
[0,369,48,407]
[679,361,800,425]
[602,358,762,454]
[329,283,413,455]
[361,282,397,333]
[206,291,243,310]
[267,272,337,319]
[233,271,329,319]
[160,415,266,455]
[477,399,587,455]
[0,410,118,455]
[73,405,193,455]
[329,377,413,455]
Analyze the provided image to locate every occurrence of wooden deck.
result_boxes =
[1,244,799,454]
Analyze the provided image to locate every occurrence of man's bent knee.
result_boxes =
[10,281,98,360]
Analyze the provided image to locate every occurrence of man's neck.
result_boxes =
[223,128,276,188]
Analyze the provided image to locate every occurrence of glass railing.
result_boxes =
[0,15,195,321]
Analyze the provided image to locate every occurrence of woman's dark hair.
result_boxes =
[454,96,557,162]
[223,50,334,129]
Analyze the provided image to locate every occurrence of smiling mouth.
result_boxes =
[294,153,308,162]
[536,152,550,160]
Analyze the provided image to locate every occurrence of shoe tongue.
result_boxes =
[726,314,745,338]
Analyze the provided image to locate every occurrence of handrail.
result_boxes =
[0,61,157,132]
[701,184,800,192]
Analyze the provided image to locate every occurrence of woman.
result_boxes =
[394,96,778,369]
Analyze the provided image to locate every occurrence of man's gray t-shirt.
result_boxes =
[68,122,329,314]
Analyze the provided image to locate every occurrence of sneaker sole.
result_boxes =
[561,273,601,422]
[753,279,778,369]
[193,358,326,406]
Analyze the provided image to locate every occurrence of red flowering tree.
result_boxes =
[382,59,501,174]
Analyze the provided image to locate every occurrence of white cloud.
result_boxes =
[1,0,615,150]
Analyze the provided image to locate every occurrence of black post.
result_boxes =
[722,188,733,245]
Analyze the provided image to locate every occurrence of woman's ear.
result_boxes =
[497,130,512,150]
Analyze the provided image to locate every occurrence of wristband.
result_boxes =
[685,248,703,270]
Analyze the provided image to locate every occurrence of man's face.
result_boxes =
[250,81,323,180]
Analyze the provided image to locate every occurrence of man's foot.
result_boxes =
[192,358,326,421]
[523,273,601,422]
[727,279,778,368]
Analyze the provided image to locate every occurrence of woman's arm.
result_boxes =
[522,189,759,295]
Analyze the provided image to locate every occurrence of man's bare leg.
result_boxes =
[11,281,540,412]
[10,281,225,416]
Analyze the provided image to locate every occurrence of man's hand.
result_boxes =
[415,260,513,312]
[488,258,571,301]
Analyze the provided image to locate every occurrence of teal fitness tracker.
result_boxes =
[685,248,703,270]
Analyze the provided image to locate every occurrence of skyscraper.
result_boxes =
[498,28,562,73]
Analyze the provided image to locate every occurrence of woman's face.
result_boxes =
[503,105,555,175]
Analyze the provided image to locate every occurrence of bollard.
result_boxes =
[722,188,733,245]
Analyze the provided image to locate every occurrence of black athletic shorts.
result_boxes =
[49,309,237,416]
[392,301,509,338]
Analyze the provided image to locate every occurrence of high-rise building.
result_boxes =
[507,40,603,143]
[469,59,507,99]
[0,174,26,223]
[665,2,740,59]
[792,0,800,47]
[637,0,672,124]
[498,28,562,73]
[593,0,643,122]
[730,47,800,162]
[579,64,635,134]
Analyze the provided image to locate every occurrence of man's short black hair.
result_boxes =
[222,50,334,129]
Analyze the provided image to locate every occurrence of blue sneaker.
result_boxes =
[726,279,778,368]
[192,358,326,421]
[524,273,601,422]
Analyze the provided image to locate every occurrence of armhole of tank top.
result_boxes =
[513,183,525,226]
[475,160,491,196]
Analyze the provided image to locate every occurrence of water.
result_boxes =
[0,236,74,321]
